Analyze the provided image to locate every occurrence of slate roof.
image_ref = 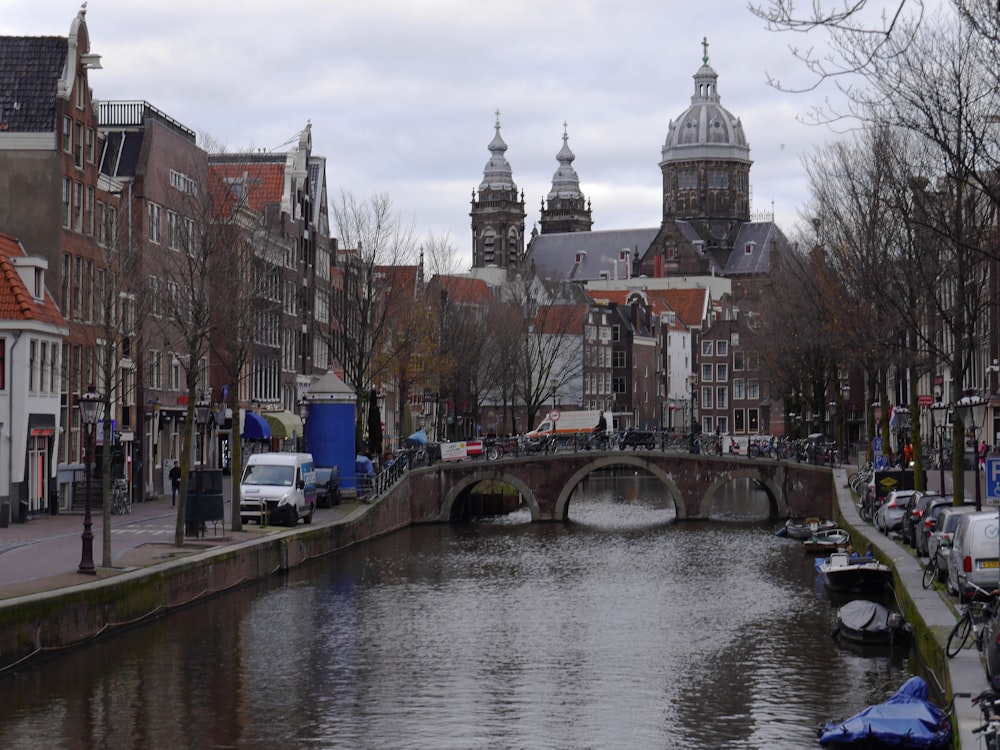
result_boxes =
[0,36,66,133]
[526,227,660,282]
[0,233,67,328]
[724,221,788,276]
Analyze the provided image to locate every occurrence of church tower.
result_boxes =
[539,123,592,235]
[470,112,526,269]
[659,39,751,250]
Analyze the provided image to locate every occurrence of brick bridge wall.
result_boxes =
[408,453,835,522]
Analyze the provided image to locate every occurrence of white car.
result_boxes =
[930,505,981,585]
[873,489,915,533]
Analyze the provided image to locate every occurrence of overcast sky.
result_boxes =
[3,1,883,263]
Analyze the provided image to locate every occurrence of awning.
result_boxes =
[242,411,271,440]
[263,410,303,440]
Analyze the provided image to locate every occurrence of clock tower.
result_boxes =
[470,112,526,270]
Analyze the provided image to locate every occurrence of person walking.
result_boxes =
[169,460,181,507]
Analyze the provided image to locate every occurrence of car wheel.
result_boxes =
[286,507,298,527]
[303,506,314,524]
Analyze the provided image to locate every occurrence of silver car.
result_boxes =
[930,505,981,584]
[874,489,915,533]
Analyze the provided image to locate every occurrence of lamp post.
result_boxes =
[954,391,987,511]
[929,399,950,494]
[78,385,102,575]
[194,391,211,467]
[549,378,558,418]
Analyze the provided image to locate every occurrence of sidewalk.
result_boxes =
[0,495,359,600]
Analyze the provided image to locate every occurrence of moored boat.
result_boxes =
[832,599,910,645]
[785,516,837,540]
[803,528,851,554]
[817,676,951,748]
[817,552,893,592]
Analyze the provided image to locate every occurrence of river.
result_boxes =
[0,471,916,749]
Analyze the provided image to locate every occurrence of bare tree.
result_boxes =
[331,191,418,443]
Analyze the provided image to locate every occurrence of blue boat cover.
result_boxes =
[817,677,951,748]
[406,429,428,446]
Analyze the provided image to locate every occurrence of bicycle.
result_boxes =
[922,554,939,589]
[110,479,132,515]
[946,583,1000,657]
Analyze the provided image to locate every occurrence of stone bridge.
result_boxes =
[404,451,836,523]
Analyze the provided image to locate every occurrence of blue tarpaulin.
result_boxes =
[817,677,951,748]
[406,429,428,446]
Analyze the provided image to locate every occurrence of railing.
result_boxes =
[365,456,410,501]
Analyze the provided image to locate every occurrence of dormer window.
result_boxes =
[34,268,43,300]
[575,252,586,264]
[744,241,756,255]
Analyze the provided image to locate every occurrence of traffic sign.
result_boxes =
[918,394,934,407]
[987,457,1000,500]
[549,409,560,422]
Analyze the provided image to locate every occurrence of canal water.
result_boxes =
[0,471,917,749]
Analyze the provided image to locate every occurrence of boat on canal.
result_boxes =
[816,551,893,593]
[832,599,910,645]
[803,528,851,554]
[783,516,837,540]
[817,676,951,748]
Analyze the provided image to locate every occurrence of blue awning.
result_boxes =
[242,411,272,440]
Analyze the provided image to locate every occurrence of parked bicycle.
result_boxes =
[922,554,940,590]
[110,479,131,515]
[946,582,1000,657]
[974,689,1000,750]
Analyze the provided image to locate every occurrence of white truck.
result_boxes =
[525,409,608,439]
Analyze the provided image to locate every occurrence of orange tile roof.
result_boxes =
[0,234,68,328]
[586,286,709,329]
[432,275,493,305]
[208,161,286,216]
[531,304,587,334]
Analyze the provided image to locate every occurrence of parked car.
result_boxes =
[930,506,982,586]
[946,510,1000,602]
[874,489,915,534]
[315,465,341,508]
[916,497,976,557]
[901,491,938,547]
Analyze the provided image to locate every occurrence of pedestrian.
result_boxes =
[979,439,988,468]
[169,460,181,507]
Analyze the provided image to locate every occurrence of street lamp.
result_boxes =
[78,385,102,575]
[194,391,212,467]
[954,391,988,511]
[549,378,558,417]
[929,399,951,494]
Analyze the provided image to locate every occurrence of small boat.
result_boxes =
[803,528,851,554]
[832,599,910,645]
[816,551,893,592]
[784,516,837,540]
[817,676,951,748]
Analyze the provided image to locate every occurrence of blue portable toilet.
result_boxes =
[303,371,358,495]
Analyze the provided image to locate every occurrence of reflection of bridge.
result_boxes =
[403,451,835,523]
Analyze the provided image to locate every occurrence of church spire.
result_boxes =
[479,109,516,192]
[539,121,592,235]
[470,110,525,269]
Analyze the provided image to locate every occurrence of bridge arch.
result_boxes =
[697,468,787,520]
[552,455,685,521]
[440,468,541,521]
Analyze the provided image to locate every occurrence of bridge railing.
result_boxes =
[365,456,410,501]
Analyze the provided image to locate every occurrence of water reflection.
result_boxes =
[0,472,914,750]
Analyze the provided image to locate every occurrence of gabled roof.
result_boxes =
[208,156,286,215]
[430,275,493,306]
[0,36,67,133]
[725,221,788,275]
[526,227,660,282]
[587,286,709,329]
[0,233,67,329]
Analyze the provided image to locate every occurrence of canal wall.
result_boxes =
[0,479,414,674]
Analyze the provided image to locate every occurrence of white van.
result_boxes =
[946,509,1000,602]
[239,452,317,527]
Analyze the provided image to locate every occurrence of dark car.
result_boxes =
[315,465,341,507]
[915,498,965,557]
[902,492,941,548]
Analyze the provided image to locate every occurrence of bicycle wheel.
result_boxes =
[922,558,937,589]
[947,612,974,657]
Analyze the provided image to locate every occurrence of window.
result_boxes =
[61,255,70,313]
[612,325,621,342]
[149,350,162,389]
[613,350,626,368]
[702,416,713,434]
[716,416,728,434]
[716,340,728,357]
[731,331,740,347]
[84,186,94,235]
[702,339,714,356]
[169,169,198,195]
[184,218,196,254]
[716,363,728,382]
[106,205,117,247]
[167,210,180,250]
[149,276,161,317]
[733,350,744,370]
[168,355,180,390]
[95,269,105,325]
[62,179,71,228]
[62,116,71,153]
[747,351,760,370]
[29,339,37,392]
[74,122,83,168]
[748,408,760,433]
[73,257,82,321]
[701,386,713,408]
[84,259,93,322]
[73,182,83,231]
[148,202,162,244]
[747,379,760,399]
[39,342,49,393]
[734,409,745,433]
[733,379,745,400]
[86,127,95,164]
[613,376,627,394]
[97,202,106,245]
[716,386,728,409]
[701,363,713,382]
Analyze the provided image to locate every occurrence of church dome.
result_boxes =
[547,122,583,200]
[479,112,517,192]
[661,44,750,165]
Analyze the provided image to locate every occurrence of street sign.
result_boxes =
[918,394,934,407]
[872,437,882,452]
[987,457,1000,500]
[549,409,561,422]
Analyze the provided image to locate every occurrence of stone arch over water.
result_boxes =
[552,455,684,521]
[698,469,786,520]
[440,468,540,521]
